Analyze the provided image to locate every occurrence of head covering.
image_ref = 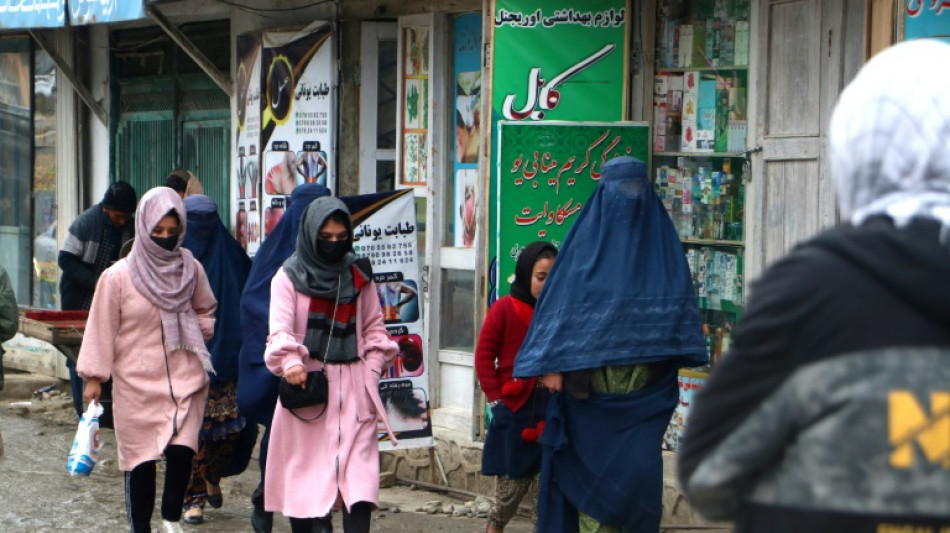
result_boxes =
[830,39,950,234]
[237,183,330,426]
[513,156,706,378]
[127,186,212,372]
[282,196,361,300]
[509,241,558,307]
[165,169,190,194]
[101,181,138,213]
[182,195,252,380]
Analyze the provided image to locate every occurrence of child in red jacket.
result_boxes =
[475,241,557,533]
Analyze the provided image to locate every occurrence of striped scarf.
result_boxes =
[303,265,370,363]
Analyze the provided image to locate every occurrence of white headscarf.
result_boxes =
[830,39,950,234]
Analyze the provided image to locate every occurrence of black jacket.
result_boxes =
[679,216,950,532]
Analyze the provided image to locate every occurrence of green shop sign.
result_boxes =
[496,121,649,295]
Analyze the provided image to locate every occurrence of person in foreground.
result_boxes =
[180,195,253,524]
[236,183,330,532]
[78,187,217,533]
[476,241,557,533]
[263,197,398,533]
[514,156,707,533]
[678,39,950,532]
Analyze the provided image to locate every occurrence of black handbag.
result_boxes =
[278,370,328,420]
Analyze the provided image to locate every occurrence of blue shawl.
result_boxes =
[236,184,331,426]
[182,195,252,381]
[513,156,706,377]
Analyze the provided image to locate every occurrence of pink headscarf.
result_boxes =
[127,187,213,372]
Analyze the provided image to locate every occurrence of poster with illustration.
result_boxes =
[346,188,433,449]
[398,24,431,186]
[455,169,477,247]
[233,33,262,254]
[663,369,708,451]
[452,13,482,248]
[496,121,649,296]
[232,23,337,257]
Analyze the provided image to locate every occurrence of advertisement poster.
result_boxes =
[488,0,630,301]
[234,33,262,255]
[347,189,433,450]
[496,121,649,296]
[453,13,482,247]
[233,23,337,257]
[903,1,950,44]
[398,24,431,186]
[663,369,708,452]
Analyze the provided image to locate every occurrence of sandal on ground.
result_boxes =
[183,507,204,524]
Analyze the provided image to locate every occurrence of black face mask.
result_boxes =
[317,239,349,263]
[151,235,178,252]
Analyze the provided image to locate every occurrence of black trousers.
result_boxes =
[289,501,373,533]
[125,445,195,532]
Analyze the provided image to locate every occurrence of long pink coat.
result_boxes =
[264,270,398,519]
[77,259,216,471]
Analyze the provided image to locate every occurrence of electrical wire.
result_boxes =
[212,0,334,12]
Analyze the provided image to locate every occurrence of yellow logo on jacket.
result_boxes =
[888,391,950,469]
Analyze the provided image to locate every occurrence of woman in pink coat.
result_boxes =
[79,187,216,533]
[264,197,398,533]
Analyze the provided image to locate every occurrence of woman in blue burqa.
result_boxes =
[513,156,707,533]
[236,183,331,533]
[180,194,253,524]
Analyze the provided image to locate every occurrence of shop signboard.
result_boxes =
[452,13,482,247]
[0,0,65,28]
[488,0,629,301]
[496,121,649,296]
[903,1,950,44]
[347,188,433,450]
[232,24,337,257]
[69,1,145,25]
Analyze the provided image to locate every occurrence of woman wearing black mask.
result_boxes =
[262,197,398,533]
[78,186,217,533]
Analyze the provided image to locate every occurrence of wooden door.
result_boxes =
[745,0,865,280]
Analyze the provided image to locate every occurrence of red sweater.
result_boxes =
[475,296,538,412]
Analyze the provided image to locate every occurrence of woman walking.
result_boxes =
[180,194,253,524]
[514,156,707,533]
[264,197,397,533]
[476,241,557,533]
[78,186,217,533]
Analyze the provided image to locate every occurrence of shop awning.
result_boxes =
[0,0,146,29]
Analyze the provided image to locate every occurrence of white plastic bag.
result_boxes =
[67,401,104,476]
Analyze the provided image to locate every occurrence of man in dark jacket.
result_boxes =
[678,40,950,532]
[58,180,136,417]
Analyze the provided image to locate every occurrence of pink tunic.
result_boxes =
[264,270,398,519]
[76,259,216,471]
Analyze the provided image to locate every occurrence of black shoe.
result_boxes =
[251,505,273,533]
[0,351,5,392]
[314,515,333,533]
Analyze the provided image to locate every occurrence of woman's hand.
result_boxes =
[83,378,102,404]
[285,365,307,388]
[541,373,563,393]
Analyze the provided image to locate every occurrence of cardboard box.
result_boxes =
[735,21,750,66]
[678,24,693,68]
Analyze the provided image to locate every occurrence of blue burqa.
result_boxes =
[182,194,256,477]
[182,195,252,381]
[513,156,706,532]
[236,184,331,430]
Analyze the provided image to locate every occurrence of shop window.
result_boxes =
[0,38,33,304]
[439,268,475,352]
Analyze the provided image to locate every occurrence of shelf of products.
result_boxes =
[653,0,751,368]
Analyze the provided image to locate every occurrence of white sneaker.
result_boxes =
[161,520,185,533]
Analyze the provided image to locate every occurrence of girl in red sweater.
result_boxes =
[476,241,557,533]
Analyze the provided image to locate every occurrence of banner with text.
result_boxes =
[488,0,630,302]
[347,188,433,450]
[496,121,649,295]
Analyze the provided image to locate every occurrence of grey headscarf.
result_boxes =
[830,39,950,235]
[282,196,359,300]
